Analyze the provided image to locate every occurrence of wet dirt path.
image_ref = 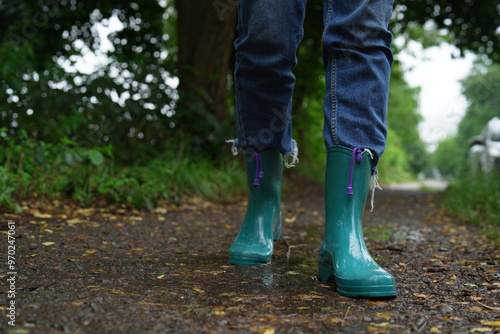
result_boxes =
[2,174,500,333]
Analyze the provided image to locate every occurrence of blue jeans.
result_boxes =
[232,0,394,168]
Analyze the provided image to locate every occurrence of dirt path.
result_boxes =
[2,174,500,333]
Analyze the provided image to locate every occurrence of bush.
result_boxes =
[442,172,500,242]
[0,132,246,211]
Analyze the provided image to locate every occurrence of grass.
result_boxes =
[442,172,500,243]
[0,140,247,212]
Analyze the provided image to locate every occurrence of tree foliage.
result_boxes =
[0,0,177,164]
[433,62,500,176]
[394,0,500,62]
[458,63,500,140]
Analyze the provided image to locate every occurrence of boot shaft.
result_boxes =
[325,146,372,227]
[245,149,283,203]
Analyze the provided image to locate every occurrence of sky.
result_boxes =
[396,41,476,151]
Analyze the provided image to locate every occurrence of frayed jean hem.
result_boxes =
[225,139,299,168]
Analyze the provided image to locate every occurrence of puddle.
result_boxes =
[392,225,426,243]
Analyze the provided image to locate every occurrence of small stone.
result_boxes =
[436,303,453,314]
[430,261,444,267]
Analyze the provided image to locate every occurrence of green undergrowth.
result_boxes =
[0,131,246,212]
[442,173,500,243]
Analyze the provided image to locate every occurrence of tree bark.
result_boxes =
[175,0,237,122]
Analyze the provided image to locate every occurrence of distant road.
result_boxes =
[383,179,449,191]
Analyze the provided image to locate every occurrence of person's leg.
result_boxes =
[322,0,393,166]
[319,0,397,297]
[229,0,306,266]
[232,0,306,160]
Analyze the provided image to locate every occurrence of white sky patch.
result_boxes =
[66,15,124,74]
[396,40,476,151]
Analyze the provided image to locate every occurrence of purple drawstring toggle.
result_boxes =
[253,152,264,187]
[347,148,363,195]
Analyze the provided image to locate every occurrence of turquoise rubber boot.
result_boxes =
[318,146,396,298]
[228,149,282,266]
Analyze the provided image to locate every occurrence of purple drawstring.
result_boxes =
[253,152,264,187]
[347,148,363,195]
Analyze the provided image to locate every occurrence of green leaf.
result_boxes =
[61,137,78,146]
[88,150,104,166]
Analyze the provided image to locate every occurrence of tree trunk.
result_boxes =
[175,0,237,122]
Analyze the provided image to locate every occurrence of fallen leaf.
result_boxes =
[477,301,500,311]
[376,312,392,320]
[220,292,235,297]
[471,328,495,333]
[71,300,87,307]
[298,294,324,300]
[34,213,52,218]
[413,293,429,299]
[152,207,168,214]
[193,288,205,293]
[480,320,500,327]
[330,318,343,324]
[157,275,165,279]
[42,242,55,246]
[67,218,84,225]
[429,327,441,333]
[467,306,484,313]
[85,249,97,254]
[212,310,225,315]
[366,326,385,333]
[372,322,391,327]
[262,330,275,334]
[131,248,144,251]
[284,216,297,223]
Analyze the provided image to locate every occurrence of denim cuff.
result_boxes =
[225,139,299,168]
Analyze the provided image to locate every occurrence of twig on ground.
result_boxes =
[342,306,351,327]
[476,300,500,311]
[283,238,291,261]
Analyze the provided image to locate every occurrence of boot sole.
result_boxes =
[228,254,271,266]
[318,263,397,298]
[228,219,280,267]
